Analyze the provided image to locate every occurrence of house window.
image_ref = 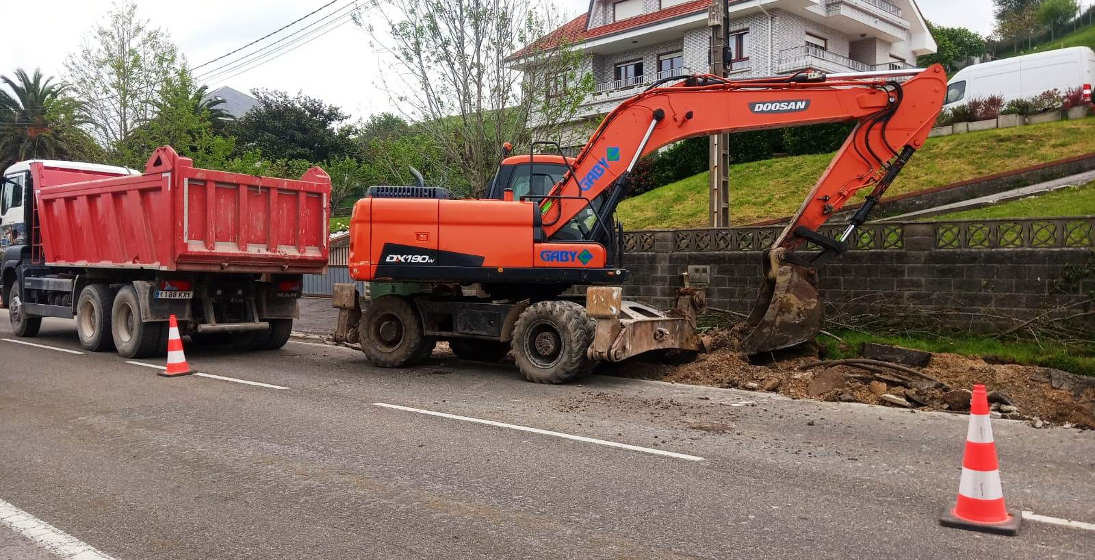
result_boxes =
[658,51,684,78]
[660,0,691,8]
[729,29,750,62]
[806,32,828,51]
[613,0,642,21]
[614,59,644,87]
[547,73,567,98]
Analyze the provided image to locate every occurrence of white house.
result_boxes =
[518,0,938,149]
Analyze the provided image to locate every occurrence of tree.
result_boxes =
[0,69,101,170]
[64,1,178,150]
[360,0,591,197]
[232,89,357,163]
[917,22,987,72]
[993,0,1041,20]
[995,3,1041,49]
[1038,0,1079,39]
[113,67,234,169]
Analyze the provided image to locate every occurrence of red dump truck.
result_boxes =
[0,146,331,357]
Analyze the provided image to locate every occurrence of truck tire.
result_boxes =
[76,284,115,352]
[257,319,293,350]
[111,285,166,358]
[7,283,42,337]
[511,300,596,384]
[450,339,509,363]
[358,295,431,367]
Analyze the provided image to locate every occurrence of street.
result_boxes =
[1,311,1093,559]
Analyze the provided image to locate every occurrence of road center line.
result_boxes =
[125,361,289,390]
[1022,511,1095,532]
[372,402,705,462]
[0,498,116,559]
[2,338,84,355]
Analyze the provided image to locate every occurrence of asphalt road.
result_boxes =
[1,311,1093,559]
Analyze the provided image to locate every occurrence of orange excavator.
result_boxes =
[340,65,947,383]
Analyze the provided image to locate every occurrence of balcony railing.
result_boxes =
[826,0,901,17]
[592,67,692,96]
[871,60,916,71]
[778,46,870,73]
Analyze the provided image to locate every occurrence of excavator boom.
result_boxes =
[541,65,946,353]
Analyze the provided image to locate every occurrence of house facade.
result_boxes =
[522,0,937,148]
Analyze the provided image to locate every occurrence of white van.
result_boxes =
[943,46,1095,109]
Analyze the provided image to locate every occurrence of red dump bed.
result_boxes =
[34,146,331,273]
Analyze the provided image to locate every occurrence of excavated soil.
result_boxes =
[599,337,1095,429]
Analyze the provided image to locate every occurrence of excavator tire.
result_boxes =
[511,300,596,384]
[359,295,431,367]
[450,338,509,363]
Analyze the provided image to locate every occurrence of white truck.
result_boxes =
[943,46,1095,109]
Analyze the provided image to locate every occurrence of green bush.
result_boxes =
[782,122,854,156]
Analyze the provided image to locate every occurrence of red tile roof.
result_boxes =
[511,0,714,59]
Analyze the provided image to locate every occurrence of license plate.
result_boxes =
[156,290,193,300]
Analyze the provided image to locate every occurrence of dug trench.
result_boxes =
[597,331,1095,430]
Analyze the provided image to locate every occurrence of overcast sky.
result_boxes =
[0,0,1045,122]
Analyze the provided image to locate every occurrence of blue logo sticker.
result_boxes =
[606,146,621,162]
[577,249,594,265]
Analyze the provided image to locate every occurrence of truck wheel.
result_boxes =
[450,339,509,363]
[358,295,430,367]
[258,319,293,350]
[8,283,42,337]
[76,284,115,352]
[511,300,596,384]
[111,285,166,358]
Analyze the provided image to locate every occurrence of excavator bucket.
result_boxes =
[736,259,822,354]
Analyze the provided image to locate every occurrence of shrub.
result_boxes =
[935,108,954,126]
[1062,86,1089,110]
[1033,89,1064,112]
[781,122,854,156]
[947,103,975,124]
[647,136,708,190]
[1002,97,1036,116]
[977,95,1004,120]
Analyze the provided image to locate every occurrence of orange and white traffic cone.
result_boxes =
[939,384,1021,535]
[161,315,193,377]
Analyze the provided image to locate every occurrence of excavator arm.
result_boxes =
[543,65,947,352]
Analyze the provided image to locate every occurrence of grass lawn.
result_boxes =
[926,181,1095,221]
[617,116,1095,230]
[817,330,1095,377]
[996,22,1095,58]
[330,216,350,232]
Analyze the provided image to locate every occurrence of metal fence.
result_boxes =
[303,265,366,296]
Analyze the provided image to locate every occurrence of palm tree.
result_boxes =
[0,69,88,168]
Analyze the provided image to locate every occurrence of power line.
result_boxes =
[196,1,359,82]
[192,0,340,70]
[198,2,359,84]
[205,14,356,86]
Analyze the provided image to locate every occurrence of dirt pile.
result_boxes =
[603,337,1095,429]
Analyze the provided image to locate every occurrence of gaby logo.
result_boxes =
[540,249,595,265]
[578,147,621,191]
[749,100,811,113]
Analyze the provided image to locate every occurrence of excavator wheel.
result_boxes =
[359,295,432,367]
[736,260,823,355]
[450,339,510,363]
[511,300,596,384]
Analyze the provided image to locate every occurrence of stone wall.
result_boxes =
[620,218,1095,333]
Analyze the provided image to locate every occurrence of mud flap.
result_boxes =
[736,255,822,355]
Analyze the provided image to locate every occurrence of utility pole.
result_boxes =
[707,0,731,227]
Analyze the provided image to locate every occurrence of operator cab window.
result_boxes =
[946,81,966,105]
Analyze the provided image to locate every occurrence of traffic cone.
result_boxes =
[939,384,1021,536]
[161,315,193,377]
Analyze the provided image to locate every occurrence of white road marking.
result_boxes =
[125,361,288,390]
[1022,511,1095,532]
[0,498,116,559]
[2,338,84,355]
[372,402,705,462]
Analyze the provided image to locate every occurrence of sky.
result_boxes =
[0,0,1049,122]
